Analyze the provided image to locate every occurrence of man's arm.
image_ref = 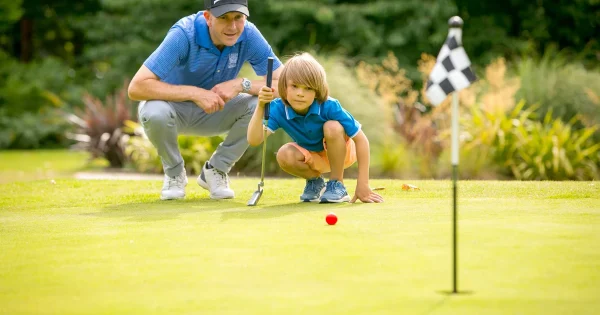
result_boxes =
[128,65,225,114]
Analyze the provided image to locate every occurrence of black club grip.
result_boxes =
[264,57,274,120]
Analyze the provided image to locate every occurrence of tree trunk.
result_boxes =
[20,18,33,63]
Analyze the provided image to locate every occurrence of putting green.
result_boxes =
[1,177,599,314]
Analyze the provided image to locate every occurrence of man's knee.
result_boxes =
[138,100,175,128]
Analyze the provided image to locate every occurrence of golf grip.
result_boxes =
[264,57,274,120]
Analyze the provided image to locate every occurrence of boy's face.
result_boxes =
[286,81,316,114]
[205,11,246,49]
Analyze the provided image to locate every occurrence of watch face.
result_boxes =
[242,79,251,92]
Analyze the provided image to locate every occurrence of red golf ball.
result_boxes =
[326,213,338,225]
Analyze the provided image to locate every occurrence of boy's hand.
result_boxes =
[350,184,384,203]
[258,86,274,108]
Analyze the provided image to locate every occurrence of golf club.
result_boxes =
[247,57,274,206]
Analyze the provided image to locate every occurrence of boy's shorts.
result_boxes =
[288,138,357,174]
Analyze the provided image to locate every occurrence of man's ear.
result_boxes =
[203,10,212,25]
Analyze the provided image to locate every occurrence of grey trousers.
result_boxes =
[137,94,258,177]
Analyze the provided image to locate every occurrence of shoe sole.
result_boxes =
[160,194,185,200]
[319,195,351,203]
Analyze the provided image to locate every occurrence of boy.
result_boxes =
[247,53,383,203]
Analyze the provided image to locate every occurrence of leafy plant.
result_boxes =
[65,80,134,168]
[0,108,72,149]
[463,101,600,180]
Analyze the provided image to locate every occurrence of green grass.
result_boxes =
[0,150,91,183]
[1,151,600,314]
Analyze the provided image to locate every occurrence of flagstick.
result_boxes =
[451,91,459,294]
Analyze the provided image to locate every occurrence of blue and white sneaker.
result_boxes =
[320,180,351,203]
[300,177,326,202]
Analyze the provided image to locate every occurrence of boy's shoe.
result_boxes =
[161,168,188,200]
[300,176,326,202]
[320,180,351,203]
[197,162,235,199]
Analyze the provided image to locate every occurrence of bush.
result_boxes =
[516,50,600,131]
[463,101,600,180]
[0,108,72,149]
[65,80,135,168]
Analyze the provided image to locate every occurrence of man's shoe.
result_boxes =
[160,168,188,200]
[320,180,350,203]
[197,162,235,199]
[300,176,326,202]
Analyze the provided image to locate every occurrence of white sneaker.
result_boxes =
[160,168,188,200]
[197,162,235,199]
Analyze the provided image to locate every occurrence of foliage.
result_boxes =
[516,49,600,133]
[0,108,72,149]
[463,101,600,180]
[65,80,134,168]
[455,0,600,65]
[0,53,84,116]
[124,120,224,175]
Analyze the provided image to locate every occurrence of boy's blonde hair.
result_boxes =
[278,53,329,105]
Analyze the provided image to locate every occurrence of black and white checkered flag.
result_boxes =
[426,28,477,106]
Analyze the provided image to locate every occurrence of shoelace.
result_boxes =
[213,169,229,187]
[304,178,323,194]
[166,174,184,189]
[326,181,345,195]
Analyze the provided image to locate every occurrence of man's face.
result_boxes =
[205,11,247,49]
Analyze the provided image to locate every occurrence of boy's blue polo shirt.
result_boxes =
[143,12,282,90]
[266,97,362,152]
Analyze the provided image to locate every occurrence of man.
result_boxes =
[128,0,283,200]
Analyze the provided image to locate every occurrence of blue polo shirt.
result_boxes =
[266,97,362,152]
[143,12,282,89]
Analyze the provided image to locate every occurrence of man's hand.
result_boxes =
[258,86,274,108]
[192,89,225,114]
[211,78,243,103]
[350,184,384,203]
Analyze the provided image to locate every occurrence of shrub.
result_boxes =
[463,101,600,180]
[0,108,72,149]
[516,49,600,131]
[65,80,134,168]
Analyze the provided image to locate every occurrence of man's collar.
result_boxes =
[285,100,321,120]
[195,12,248,50]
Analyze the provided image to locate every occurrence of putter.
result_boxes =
[247,57,274,206]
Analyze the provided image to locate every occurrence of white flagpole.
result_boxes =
[449,16,463,294]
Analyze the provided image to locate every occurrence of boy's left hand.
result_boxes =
[350,185,384,203]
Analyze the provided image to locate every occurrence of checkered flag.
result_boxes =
[426,28,477,106]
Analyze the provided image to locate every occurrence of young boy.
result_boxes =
[247,53,383,203]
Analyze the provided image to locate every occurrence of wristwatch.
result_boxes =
[241,78,252,93]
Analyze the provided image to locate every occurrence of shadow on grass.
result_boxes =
[82,197,247,222]
[220,201,355,221]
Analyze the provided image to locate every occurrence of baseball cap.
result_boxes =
[204,0,249,17]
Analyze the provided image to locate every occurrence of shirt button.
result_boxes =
[217,70,221,73]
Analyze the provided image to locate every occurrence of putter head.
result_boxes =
[247,185,264,206]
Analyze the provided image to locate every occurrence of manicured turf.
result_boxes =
[1,151,599,314]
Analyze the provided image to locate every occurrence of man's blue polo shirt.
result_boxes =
[143,11,282,90]
[266,97,362,152]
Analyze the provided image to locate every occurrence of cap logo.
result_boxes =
[213,0,221,4]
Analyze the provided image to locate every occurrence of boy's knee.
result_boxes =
[139,100,175,128]
[276,144,300,167]
[323,120,344,139]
